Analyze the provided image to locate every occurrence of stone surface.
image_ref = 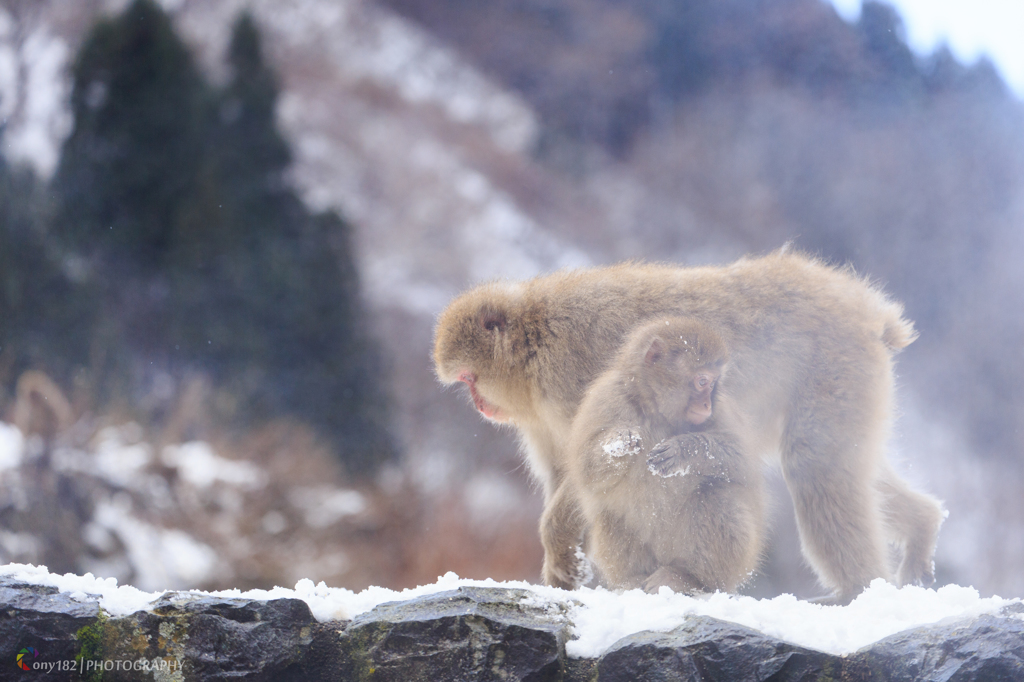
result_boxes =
[136,594,319,680]
[0,578,100,676]
[844,604,1024,682]
[337,586,570,681]
[0,580,1022,681]
[597,615,838,682]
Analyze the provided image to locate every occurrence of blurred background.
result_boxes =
[0,0,1021,599]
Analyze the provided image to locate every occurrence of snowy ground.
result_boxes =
[2,563,1018,658]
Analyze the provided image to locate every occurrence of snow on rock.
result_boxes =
[1,562,161,618]
[558,579,1015,658]
[0,563,1016,658]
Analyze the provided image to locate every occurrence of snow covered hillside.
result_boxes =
[3,0,1024,601]
[0,419,388,591]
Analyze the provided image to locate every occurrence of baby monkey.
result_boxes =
[556,316,764,594]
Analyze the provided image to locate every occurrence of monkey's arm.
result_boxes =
[646,431,742,481]
[539,477,588,590]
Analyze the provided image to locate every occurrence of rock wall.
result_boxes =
[1,578,1022,681]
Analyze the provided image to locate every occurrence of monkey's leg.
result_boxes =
[645,435,764,593]
[657,477,765,594]
[643,566,703,594]
[876,463,944,587]
[782,421,891,601]
[539,480,587,589]
[589,511,655,590]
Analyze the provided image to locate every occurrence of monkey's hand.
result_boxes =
[647,433,731,480]
[897,557,936,589]
[542,555,577,590]
[542,545,593,590]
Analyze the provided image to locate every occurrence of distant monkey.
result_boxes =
[12,370,73,440]
[556,317,763,593]
[433,251,945,601]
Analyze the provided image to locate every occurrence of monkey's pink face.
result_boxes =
[457,371,511,423]
[433,284,526,424]
[685,372,717,425]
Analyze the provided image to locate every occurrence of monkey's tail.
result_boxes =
[880,305,918,351]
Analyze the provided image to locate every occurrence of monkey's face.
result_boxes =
[643,344,719,426]
[632,318,728,429]
[433,283,534,424]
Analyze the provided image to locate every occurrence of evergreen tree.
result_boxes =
[855,1,924,103]
[214,12,295,238]
[648,0,717,102]
[0,151,95,389]
[51,0,211,359]
[202,13,396,474]
[49,2,395,474]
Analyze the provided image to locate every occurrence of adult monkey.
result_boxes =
[433,250,944,602]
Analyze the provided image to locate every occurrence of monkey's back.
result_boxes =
[525,251,915,431]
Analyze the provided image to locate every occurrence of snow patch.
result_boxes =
[602,432,643,459]
[0,18,72,177]
[1,565,1015,658]
[0,422,24,471]
[162,441,266,490]
[92,497,220,591]
[91,426,153,488]
[288,487,366,529]
[574,545,595,587]
[0,532,39,560]
[248,0,536,153]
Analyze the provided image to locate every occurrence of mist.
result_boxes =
[0,0,1022,600]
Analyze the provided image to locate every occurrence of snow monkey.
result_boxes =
[433,250,945,602]
[562,316,764,593]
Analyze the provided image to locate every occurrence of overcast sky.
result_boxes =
[828,0,1024,98]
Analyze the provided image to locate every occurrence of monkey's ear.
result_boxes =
[645,338,666,365]
[480,310,507,332]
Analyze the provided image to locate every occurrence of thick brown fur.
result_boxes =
[559,317,763,593]
[433,250,944,600]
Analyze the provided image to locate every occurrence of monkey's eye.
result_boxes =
[696,375,709,388]
[480,311,507,332]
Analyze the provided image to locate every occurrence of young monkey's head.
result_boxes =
[626,317,729,427]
